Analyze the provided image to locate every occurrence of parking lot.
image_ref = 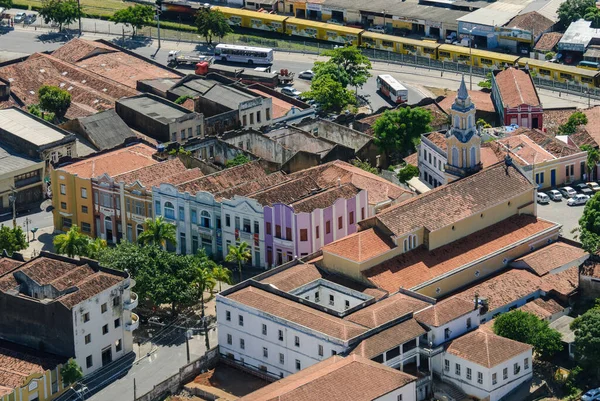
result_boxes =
[536,194,585,241]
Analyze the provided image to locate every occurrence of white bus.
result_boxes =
[214,44,274,65]
[376,74,408,104]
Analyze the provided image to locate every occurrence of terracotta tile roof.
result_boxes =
[508,128,581,158]
[0,255,125,309]
[569,127,597,148]
[239,355,416,401]
[0,341,65,392]
[403,152,418,166]
[581,258,600,278]
[0,259,23,277]
[581,106,600,147]
[512,240,587,276]
[374,162,534,238]
[344,292,431,328]
[60,143,157,178]
[422,103,449,129]
[494,68,541,108]
[480,146,502,167]
[350,318,426,359]
[363,215,557,292]
[162,168,204,185]
[540,265,579,296]
[507,11,555,39]
[439,90,495,113]
[51,39,181,89]
[519,298,565,319]
[322,273,388,300]
[213,172,290,201]
[113,158,188,188]
[181,98,195,111]
[290,183,361,213]
[248,175,321,206]
[260,263,324,292]
[542,108,577,136]
[446,328,532,368]
[496,134,556,164]
[356,113,381,136]
[0,53,138,119]
[249,88,294,118]
[225,286,368,340]
[322,228,396,263]
[291,160,412,207]
[415,297,476,327]
[177,161,268,194]
[534,32,563,52]
[424,131,447,151]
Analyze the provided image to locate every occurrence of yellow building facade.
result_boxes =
[52,170,94,236]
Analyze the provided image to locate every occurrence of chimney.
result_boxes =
[337,177,341,187]
[474,293,479,310]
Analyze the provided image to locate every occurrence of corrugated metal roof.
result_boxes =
[0,143,43,177]
[78,109,135,150]
[457,2,526,26]
[0,108,70,146]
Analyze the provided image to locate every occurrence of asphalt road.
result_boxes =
[536,192,585,241]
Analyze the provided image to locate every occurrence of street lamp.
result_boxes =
[8,187,16,229]
[22,217,32,243]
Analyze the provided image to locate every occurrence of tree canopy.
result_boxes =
[558,111,588,135]
[312,61,350,88]
[584,5,600,28]
[60,359,83,387]
[110,4,154,37]
[0,0,13,9]
[372,107,433,162]
[322,46,372,90]
[225,153,251,168]
[570,303,600,376]
[53,225,90,258]
[38,85,71,121]
[195,8,232,44]
[351,158,378,174]
[578,192,600,253]
[39,0,82,32]
[397,164,419,184]
[581,145,600,180]
[137,216,177,249]
[558,0,596,26]
[493,310,563,359]
[225,241,251,283]
[0,225,27,256]
[303,74,355,112]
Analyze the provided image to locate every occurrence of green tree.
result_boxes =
[478,72,492,89]
[110,4,154,37]
[578,193,600,253]
[39,0,82,32]
[225,241,251,283]
[98,240,148,277]
[397,164,419,184]
[168,146,192,157]
[558,0,596,26]
[581,145,600,179]
[28,104,55,122]
[195,8,232,45]
[0,0,13,8]
[38,85,71,121]
[190,252,216,318]
[351,158,378,174]
[558,111,588,135]
[174,95,194,105]
[312,61,350,88]
[570,304,600,376]
[0,225,27,255]
[60,359,83,387]
[545,51,556,60]
[303,74,355,112]
[493,310,563,359]
[373,107,433,161]
[225,154,251,168]
[53,225,90,258]
[85,237,107,260]
[322,45,371,90]
[137,216,177,249]
[212,264,232,292]
[476,118,492,129]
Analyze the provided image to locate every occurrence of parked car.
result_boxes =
[13,12,26,23]
[537,192,550,204]
[581,388,600,401]
[547,189,562,201]
[368,25,385,34]
[24,14,36,24]
[575,182,593,196]
[281,86,301,97]
[567,194,590,206]
[559,186,577,198]
[298,70,314,80]
[327,19,343,25]
[588,182,600,192]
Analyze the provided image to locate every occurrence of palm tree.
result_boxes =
[85,237,107,260]
[53,225,90,258]
[582,145,600,181]
[137,216,177,249]
[212,264,232,292]
[225,241,251,283]
[192,264,216,319]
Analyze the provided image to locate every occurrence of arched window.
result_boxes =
[462,148,467,168]
[403,238,409,252]
[467,115,473,129]
[136,224,144,237]
[454,115,460,128]
[201,210,211,228]
[452,147,459,166]
[104,216,112,230]
[470,146,477,168]
[164,202,175,220]
[404,234,418,252]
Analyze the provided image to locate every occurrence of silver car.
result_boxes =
[547,189,562,201]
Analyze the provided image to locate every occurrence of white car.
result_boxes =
[588,182,600,192]
[14,12,26,23]
[559,186,577,198]
[281,86,301,97]
[368,25,385,34]
[298,70,314,80]
[567,194,590,206]
[582,388,600,401]
[537,192,550,204]
[547,189,562,201]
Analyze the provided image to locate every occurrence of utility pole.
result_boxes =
[155,0,162,50]
[77,0,82,36]
[133,378,137,401]
[185,333,190,363]
[23,217,31,242]
[8,188,16,229]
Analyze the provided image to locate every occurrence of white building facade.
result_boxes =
[221,196,265,268]
[418,133,447,189]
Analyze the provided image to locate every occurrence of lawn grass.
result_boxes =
[13,0,132,17]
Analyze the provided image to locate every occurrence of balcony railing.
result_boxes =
[124,292,138,310]
[125,313,139,331]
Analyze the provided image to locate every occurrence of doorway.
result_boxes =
[551,169,556,187]
[532,117,539,129]
[104,217,113,243]
[101,347,112,367]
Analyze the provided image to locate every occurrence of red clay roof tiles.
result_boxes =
[350,318,426,359]
[415,297,476,327]
[494,68,541,108]
[322,228,396,263]
[344,292,431,328]
[512,240,587,276]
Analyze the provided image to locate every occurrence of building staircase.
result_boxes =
[432,377,472,401]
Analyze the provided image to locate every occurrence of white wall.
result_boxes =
[221,196,265,268]
[71,281,134,376]
[375,381,417,401]
[240,98,271,129]
[168,114,204,143]
[418,141,446,189]
[427,308,479,347]
[217,296,346,378]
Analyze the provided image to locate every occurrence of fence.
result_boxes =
[135,347,219,401]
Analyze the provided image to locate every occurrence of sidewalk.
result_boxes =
[20,226,55,260]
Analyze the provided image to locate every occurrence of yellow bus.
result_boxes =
[213,6,288,34]
[518,57,600,87]
[360,32,439,58]
[437,44,519,68]
[284,17,362,45]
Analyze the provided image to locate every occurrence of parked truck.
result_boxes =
[195,62,294,88]
[167,50,214,66]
